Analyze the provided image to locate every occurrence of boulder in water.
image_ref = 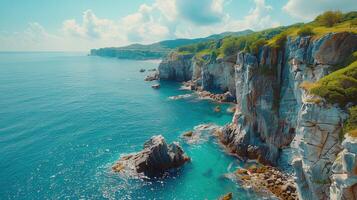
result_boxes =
[151,84,160,89]
[113,135,190,177]
[144,72,159,81]
[214,106,221,112]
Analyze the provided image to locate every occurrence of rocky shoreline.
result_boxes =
[180,123,299,200]
[155,31,357,199]
[235,165,298,200]
[181,80,235,103]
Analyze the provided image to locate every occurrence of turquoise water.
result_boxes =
[0,52,259,199]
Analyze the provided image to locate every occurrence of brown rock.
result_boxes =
[314,32,357,65]
[236,168,248,175]
[219,192,233,200]
[214,106,221,112]
[182,131,193,137]
[113,135,190,177]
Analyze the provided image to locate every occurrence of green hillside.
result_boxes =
[90,30,253,60]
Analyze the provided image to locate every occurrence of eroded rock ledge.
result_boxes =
[112,135,190,177]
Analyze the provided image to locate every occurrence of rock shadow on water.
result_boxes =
[202,168,213,178]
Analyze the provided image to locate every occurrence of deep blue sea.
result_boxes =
[0,52,261,199]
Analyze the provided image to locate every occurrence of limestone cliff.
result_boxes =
[157,32,357,199]
[159,52,236,98]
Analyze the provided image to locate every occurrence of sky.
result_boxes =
[0,0,356,51]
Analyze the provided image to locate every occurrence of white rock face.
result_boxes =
[330,136,357,200]
[201,58,236,96]
[158,52,194,81]
[291,103,347,200]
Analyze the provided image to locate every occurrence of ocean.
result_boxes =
[0,52,261,199]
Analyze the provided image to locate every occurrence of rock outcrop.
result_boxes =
[158,52,237,99]
[157,31,357,199]
[113,135,190,177]
[330,136,357,199]
[144,71,159,81]
[158,52,194,81]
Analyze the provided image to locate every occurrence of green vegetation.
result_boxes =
[176,11,357,61]
[268,32,287,49]
[249,39,267,55]
[344,106,357,137]
[91,30,253,60]
[177,26,293,58]
[313,179,330,185]
[315,11,343,27]
[297,26,314,37]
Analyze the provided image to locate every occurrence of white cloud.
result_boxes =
[0,0,282,51]
[120,4,170,43]
[63,10,120,40]
[283,0,357,20]
[175,0,226,25]
[174,0,279,38]
[154,0,178,21]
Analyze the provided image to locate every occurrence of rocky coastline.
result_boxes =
[156,31,357,199]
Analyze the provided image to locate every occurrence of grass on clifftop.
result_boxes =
[177,26,292,58]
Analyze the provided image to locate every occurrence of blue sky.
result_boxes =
[0,0,356,51]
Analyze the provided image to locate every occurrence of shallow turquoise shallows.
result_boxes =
[0,52,260,200]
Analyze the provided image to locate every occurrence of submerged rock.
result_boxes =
[139,69,145,72]
[214,106,221,113]
[112,135,190,177]
[168,94,192,100]
[182,131,193,137]
[219,192,233,200]
[151,84,160,89]
[181,124,220,145]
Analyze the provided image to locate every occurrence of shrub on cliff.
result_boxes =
[315,11,343,27]
[221,38,241,57]
[297,26,314,37]
[307,60,357,107]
